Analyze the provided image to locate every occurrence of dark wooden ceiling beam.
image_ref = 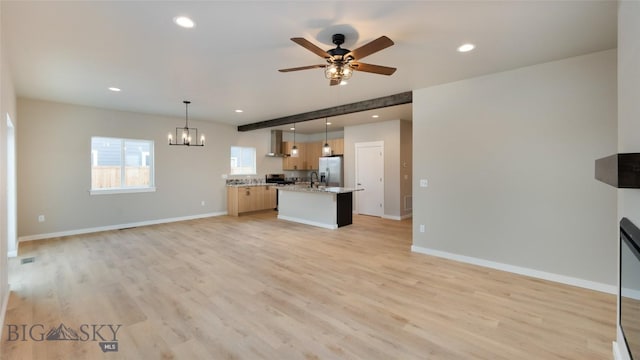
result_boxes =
[237,91,412,132]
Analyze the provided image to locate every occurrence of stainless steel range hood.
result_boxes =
[266,130,287,157]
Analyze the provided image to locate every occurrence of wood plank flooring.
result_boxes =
[1,212,615,359]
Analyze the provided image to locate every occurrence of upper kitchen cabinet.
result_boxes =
[282,139,344,170]
[283,141,305,170]
[328,138,344,156]
[305,141,322,169]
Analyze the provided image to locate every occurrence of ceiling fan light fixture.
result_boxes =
[324,63,353,81]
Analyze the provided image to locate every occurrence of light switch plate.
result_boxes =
[420,179,428,187]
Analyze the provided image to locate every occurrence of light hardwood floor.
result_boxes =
[2,212,615,359]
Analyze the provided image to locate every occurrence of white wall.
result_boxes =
[17,98,236,239]
[344,119,411,219]
[412,50,617,288]
[616,2,640,359]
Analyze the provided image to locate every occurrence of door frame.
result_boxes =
[354,141,384,216]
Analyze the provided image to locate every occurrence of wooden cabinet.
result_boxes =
[227,185,277,216]
[237,186,261,213]
[263,185,277,210]
[283,139,344,170]
[329,138,344,155]
[305,141,322,170]
[283,141,306,170]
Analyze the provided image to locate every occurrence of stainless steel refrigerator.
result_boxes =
[319,156,344,187]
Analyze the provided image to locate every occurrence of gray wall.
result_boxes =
[412,49,617,286]
[400,120,412,218]
[344,119,411,219]
[617,2,640,358]
[17,98,236,238]
[234,128,289,179]
[0,1,17,322]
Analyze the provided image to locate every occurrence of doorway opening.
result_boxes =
[7,115,17,257]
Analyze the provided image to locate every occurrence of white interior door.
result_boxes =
[355,142,384,217]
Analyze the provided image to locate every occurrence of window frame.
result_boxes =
[230,146,257,175]
[90,136,156,195]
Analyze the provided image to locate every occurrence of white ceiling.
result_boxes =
[2,1,617,134]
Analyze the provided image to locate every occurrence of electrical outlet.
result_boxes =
[420,179,428,187]
[419,224,425,233]
[38,215,45,222]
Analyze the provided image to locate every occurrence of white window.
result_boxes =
[230,146,256,175]
[90,137,155,195]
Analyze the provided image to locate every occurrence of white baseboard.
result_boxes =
[0,287,10,343]
[382,215,402,220]
[379,213,412,221]
[277,215,338,230]
[411,245,616,294]
[18,212,227,242]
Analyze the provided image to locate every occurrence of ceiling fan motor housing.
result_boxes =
[329,34,351,60]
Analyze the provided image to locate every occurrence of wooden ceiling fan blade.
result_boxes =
[330,78,341,86]
[351,62,397,75]
[291,37,331,59]
[278,64,326,72]
[346,36,394,60]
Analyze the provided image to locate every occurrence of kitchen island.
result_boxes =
[277,186,362,229]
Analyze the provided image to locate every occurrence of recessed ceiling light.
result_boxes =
[372,115,379,118]
[290,127,296,131]
[108,87,121,92]
[326,122,332,126]
[457,43,475,53]
[234,109,243,113]
[174,16,195,29]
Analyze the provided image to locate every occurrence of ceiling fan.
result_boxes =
[279,33,396,86]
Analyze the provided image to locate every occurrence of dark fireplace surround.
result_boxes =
[595,153,640,359]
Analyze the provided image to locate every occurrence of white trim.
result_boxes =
[0,287,10,343]
[411,245,616,294]
[382,213,413,221]
[89,186,157,195]
[7,250,17,258]
[613,341,623,360]
[615,326,632,360]
[622,287,640,301]
[277,215,338,230]
[18,212,227,242]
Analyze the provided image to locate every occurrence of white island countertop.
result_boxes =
[276,185,363,194]
[277,186,361,229]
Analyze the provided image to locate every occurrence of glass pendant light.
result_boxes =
[291,123,299,158]
[322,117,332,156]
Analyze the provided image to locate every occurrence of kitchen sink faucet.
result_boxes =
[310,171,319,188]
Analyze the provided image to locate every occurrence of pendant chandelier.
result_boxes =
[291,123,299,157]
[168,100,205,147]
[322,118,332,156]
